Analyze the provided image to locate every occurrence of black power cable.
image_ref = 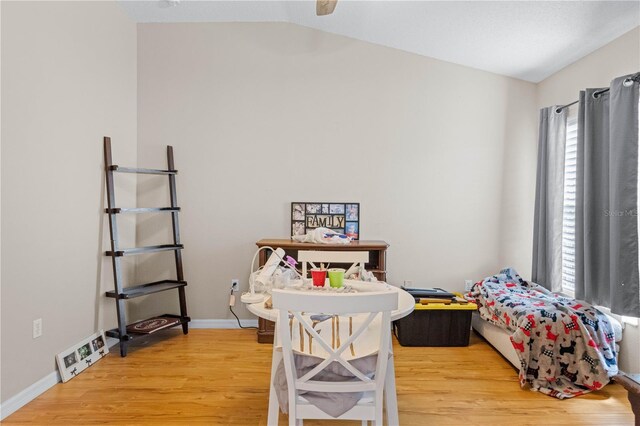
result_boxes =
[229,288,257,329]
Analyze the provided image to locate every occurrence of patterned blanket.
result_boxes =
[468,268,618,399]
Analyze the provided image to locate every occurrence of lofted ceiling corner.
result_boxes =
[119,0,640,82]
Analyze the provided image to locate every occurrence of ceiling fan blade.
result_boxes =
[316,0,338,16]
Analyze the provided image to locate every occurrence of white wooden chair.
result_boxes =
[272,288,398,426]
[298,250,369,279]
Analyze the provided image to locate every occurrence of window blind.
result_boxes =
[561,116,578,295]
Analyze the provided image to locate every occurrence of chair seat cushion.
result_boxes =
[298,390,375,406]
[274,353,379,418]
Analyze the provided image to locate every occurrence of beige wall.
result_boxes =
[537,27,640,108]
[1,1,137,404]
[497,81,539,279]
[536,25,640,373]
[135,23,538,322]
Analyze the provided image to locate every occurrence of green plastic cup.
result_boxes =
[328,268,345,288]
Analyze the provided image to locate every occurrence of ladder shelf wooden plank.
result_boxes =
[105,279,187,299]
[110,165,177,175]
[105,207,181,214]
[105,314,191,341]
[105,244,183,257]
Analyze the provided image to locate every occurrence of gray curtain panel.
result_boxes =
[532,106,567,292]
[575,74,640,317]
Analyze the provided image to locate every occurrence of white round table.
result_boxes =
[244,280,414,426]
[246,279,415,321]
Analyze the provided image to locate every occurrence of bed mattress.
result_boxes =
[472,312,521,368]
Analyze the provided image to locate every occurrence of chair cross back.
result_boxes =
[271,288,398,425]
[292,310,377,387]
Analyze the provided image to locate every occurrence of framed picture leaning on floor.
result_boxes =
[56,330,109,382]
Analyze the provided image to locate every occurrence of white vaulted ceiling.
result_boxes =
[119,0,640,82]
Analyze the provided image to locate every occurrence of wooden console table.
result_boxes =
[254,239,389,343]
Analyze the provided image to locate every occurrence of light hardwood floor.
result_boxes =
[4,329,634,425]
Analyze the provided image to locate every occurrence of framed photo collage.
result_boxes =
[291,202,360,240]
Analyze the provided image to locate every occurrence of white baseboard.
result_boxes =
[190,319,258,329]
[0,370,61,421]
[0,320,256,420]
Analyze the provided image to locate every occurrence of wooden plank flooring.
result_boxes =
[4,329,634,425]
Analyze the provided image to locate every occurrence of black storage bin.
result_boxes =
[393,305,475,347]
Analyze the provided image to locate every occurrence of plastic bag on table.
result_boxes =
[291,227,352,244]
[345,265,379,282]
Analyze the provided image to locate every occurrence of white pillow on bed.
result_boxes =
[602,312,623,342]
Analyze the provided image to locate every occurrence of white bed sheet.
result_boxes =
[471,312,520,368]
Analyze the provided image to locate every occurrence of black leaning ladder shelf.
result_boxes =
[103,137,190,357]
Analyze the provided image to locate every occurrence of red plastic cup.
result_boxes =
[310,269,327,287]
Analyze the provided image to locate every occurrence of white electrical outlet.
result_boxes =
[464,280,474,292]
[33,318,43,339]
[403,280,413,287]
[231,279,239,292]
